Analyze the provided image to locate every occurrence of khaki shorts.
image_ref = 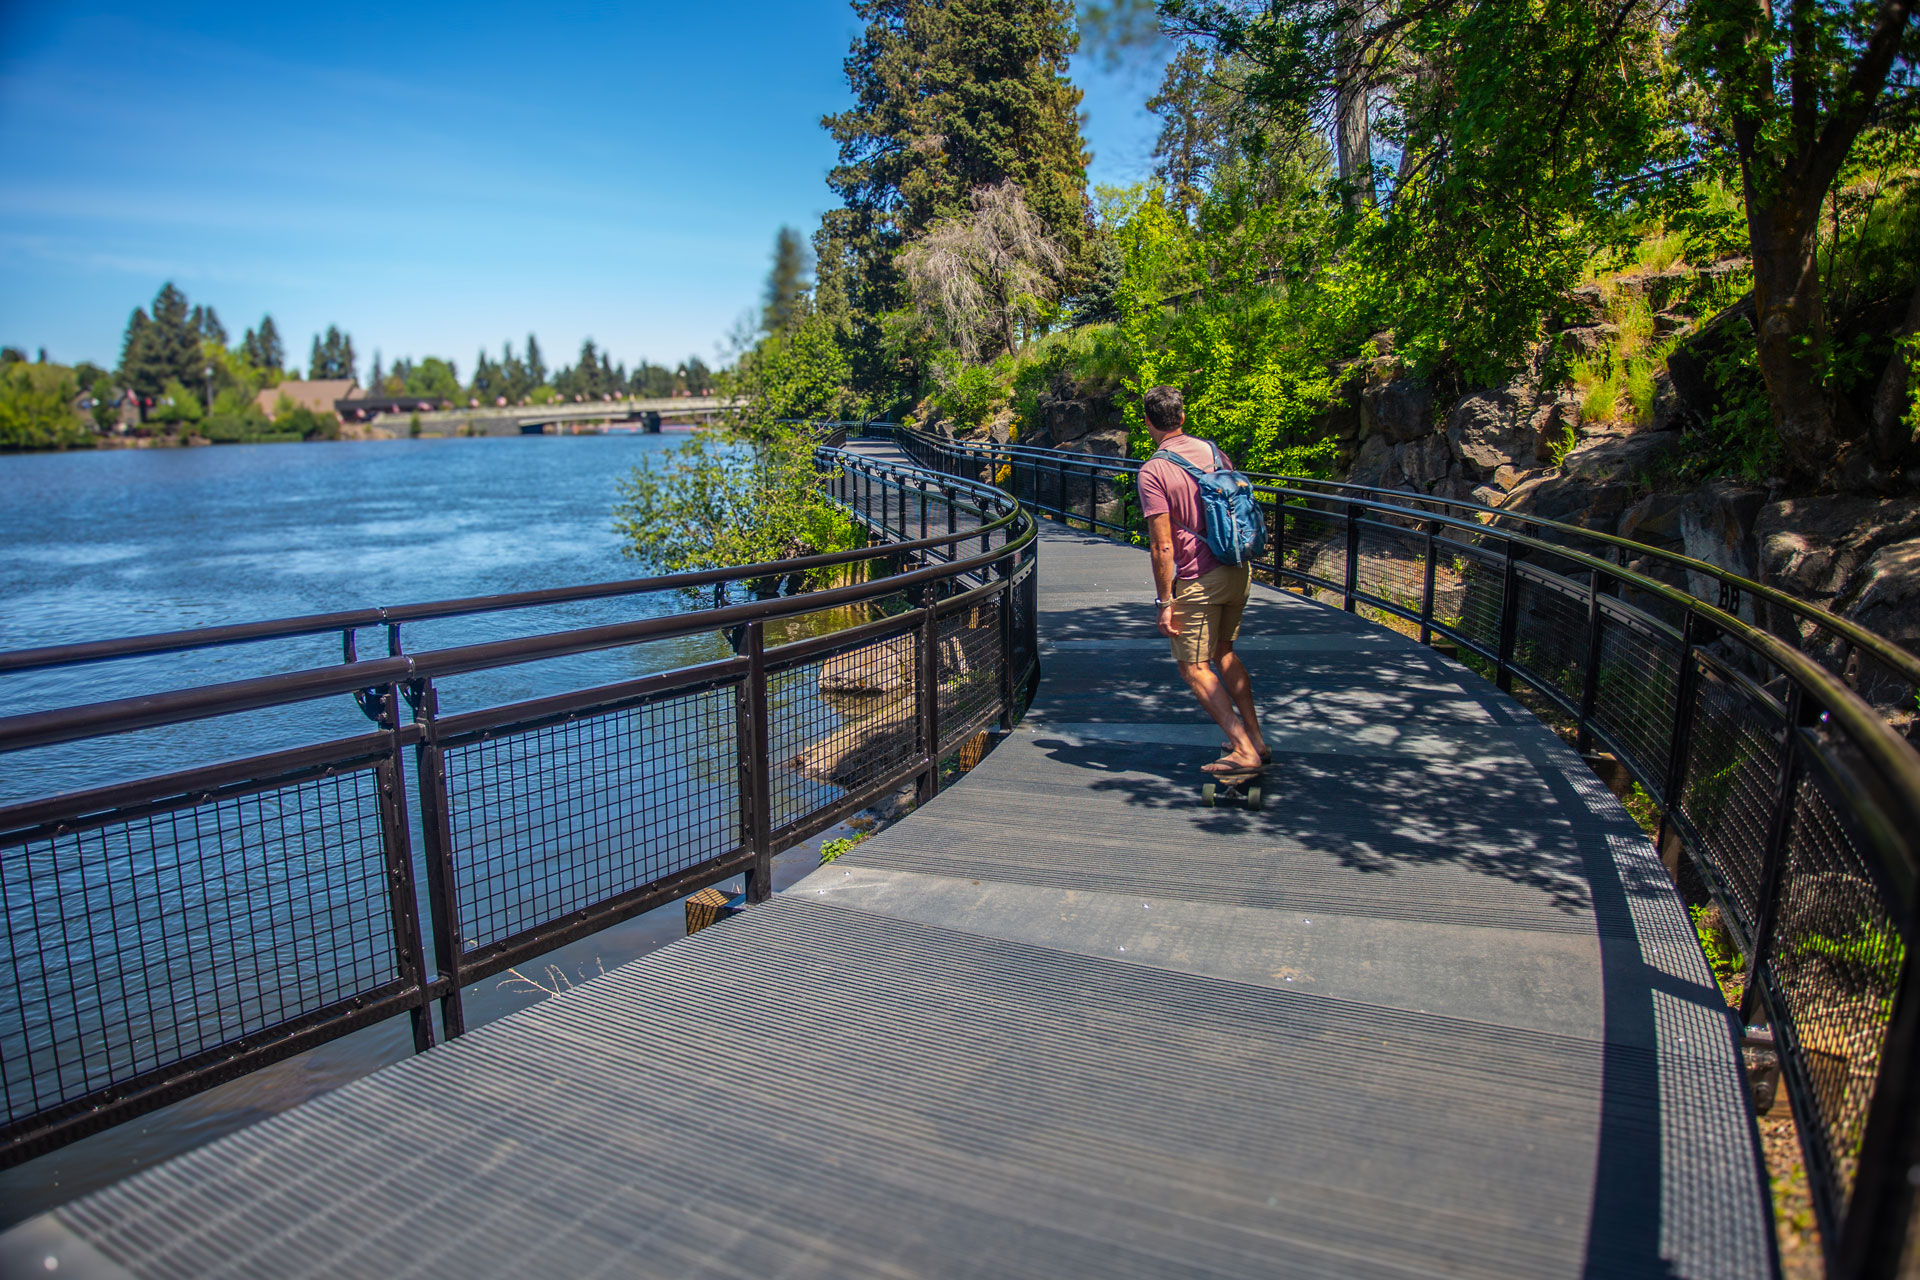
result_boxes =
[1169,564,1252,664]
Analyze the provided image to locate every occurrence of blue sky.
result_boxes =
[0,2,1169,375]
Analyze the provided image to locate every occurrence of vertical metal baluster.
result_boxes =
[1655,612,1707,852]
[1578,568,1609,753]
[410,676,467,1040]
[1741,685,1808,1027]
[1420,519,1439,647]
[919,481,928,540]
[917,589,942,803]
[1840,928,1920,1280]
[1496,537,1521,693]
[998,567,1016,731]
[740,623,773,903]
[1343,501,1361,613]
[375,681,434,1053]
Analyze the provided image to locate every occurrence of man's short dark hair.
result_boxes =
[1143,386,1185,432]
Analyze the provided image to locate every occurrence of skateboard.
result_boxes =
[1201,769,1264,809]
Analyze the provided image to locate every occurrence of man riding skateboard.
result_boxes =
[1138,385,1269,780]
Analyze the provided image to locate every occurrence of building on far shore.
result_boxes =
[255,379,359,420]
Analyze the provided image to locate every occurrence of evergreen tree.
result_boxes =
[525,334,547,388]
[763,226,814,338]
[820,0,1091,402]
[119,284,203,405]
[118,308,161,403]
[246,316,284,372]
[309,326,358,381]
[369,350,385,394]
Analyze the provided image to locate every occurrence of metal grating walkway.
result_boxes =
[0,521,1775,1278]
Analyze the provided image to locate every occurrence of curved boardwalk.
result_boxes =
[1,521,1774,1278]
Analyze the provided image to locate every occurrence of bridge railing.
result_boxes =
[0,446,1037,1166]
[881,422,1920,1280]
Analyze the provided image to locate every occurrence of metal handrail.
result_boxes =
[878,420,1920,1280]
[0,444,1040,1166]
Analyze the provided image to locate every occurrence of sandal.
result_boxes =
[1222,743,1275,765]
[1202,757,1266,780]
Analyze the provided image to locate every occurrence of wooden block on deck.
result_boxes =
[685,887,743,936]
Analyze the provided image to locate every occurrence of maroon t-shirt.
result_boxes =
[1139,434,1227,580]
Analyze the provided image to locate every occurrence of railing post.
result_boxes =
[1577,568,1609,754]
[739,622,773,904]
[998,566,1016,731]
[410,676,467,1040]
[1343,500,1361,612]
[1496,537,1521,693]
[374,681,434,1054]
[946,482,957,553]
[919,480,928,540]
[1655,611,1707,850]
[1420,519,1439,647]
[917,589,942,804]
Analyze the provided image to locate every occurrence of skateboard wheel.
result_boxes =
[1248,784,1263,810]
[1201,781,1217,807]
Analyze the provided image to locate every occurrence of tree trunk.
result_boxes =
[1868,276,1920,462]
[1334,7,1375,212]
[1746,194,1834,480]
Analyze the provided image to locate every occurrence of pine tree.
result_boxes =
[147,283,204,390]
[199,305,227,345]
[256,316,283,371]
[763,226,814,338]
[369,351,385,394]
[309,326,357,381]
[525,334,547,388]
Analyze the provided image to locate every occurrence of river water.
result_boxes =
[0,434,849,1223]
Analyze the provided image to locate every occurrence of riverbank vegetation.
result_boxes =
[727,0,1916,492]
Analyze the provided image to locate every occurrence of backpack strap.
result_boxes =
[1147,445,1215,540]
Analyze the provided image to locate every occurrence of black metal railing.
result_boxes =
[873,421,1920,1280]
[0,445,1037,1165]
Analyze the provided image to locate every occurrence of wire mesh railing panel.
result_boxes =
[1438,538,1507,657]
[1591,603,1681,787]
[1674,664,1785,948]
[441,686,739,954]
[768,634,919,831]
[1510,566,1590,706]
[938,597,1003,751]
[1279,504,1345,592]
[1352,520,1427,619]
[1765,767,1908,1219]
[1,766,397,1128]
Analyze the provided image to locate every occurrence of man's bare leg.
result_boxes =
[1178,660,1261,770]
[1215,645,1267,759]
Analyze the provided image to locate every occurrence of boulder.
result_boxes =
[1446,389,1528,477]
[1617,492,1688,549]
[1057,425,1128,459]
[1680,481,1767,583]
[1397,434,1453,489]
[1492,465,1526,492]
[1555,284,1607,329]
[1346,433,1404,490]
[1561,430,1679,482]
[1510,475,1634,533]
[1665,295,1756,430]
[1360,378,1435,444]
[1530,396,1581,464]
[1560,325,1617,359]
[1044,398,1090,445]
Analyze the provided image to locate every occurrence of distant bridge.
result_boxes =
[360,395,742,436]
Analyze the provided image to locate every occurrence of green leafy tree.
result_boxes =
[0,363,89,449]
[734,311,855,434]
[406,357,462,400]
[899,180,1068,359]
[1674,0,1918,477]
[612,426,859,577]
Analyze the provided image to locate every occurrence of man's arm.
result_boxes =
[1148,512,1180,638]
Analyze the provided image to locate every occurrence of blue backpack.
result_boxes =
[1150,443,1269,567]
